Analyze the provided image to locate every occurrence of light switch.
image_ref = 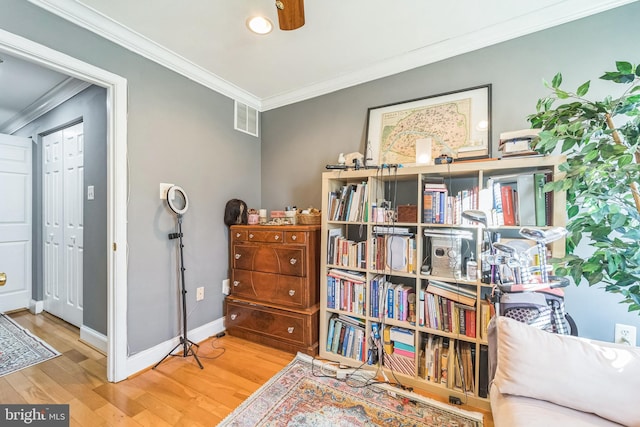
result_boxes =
[87,185,94,200]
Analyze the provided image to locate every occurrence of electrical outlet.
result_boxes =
[196,286,204,301]
[222,279,230,295]
[614,323,636,346]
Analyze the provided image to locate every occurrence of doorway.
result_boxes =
[42,121,84,328]
[0,27,128,381]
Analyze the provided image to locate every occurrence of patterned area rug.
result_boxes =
[219,353,484,427]
[0,313,60,377]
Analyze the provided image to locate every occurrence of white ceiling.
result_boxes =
[11,0,640,112]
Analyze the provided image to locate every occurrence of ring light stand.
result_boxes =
[154,186,203,370]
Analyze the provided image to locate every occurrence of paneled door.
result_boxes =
[0,134,32,312]
[43,122,84,327]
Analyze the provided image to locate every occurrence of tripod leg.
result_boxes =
[153,341,183,369]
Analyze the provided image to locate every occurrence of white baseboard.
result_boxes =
[29,300,43,314]
[80,325,108,354]
[125,316,225,378]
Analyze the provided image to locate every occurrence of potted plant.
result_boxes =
[528,61,640,314]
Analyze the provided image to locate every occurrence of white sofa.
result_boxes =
[490,316,640,427]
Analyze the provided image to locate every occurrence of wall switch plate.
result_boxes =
[222,279,230,295]
[87,185,94,200]
[160,183,174,200]
[196,286,204,301]
[615,323,636,346]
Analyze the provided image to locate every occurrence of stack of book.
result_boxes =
[422,336,475,392]
[498,129,541,158]
[383,326,415,376]
[421,280,477,336]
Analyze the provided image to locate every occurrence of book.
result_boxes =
[516,173,536,226]
[426,282,476,307]
[478,345,489,398]
[500,185,516,226]
[389,326,414,346]
[534,172,547,226]
[326,315,338,351]
[331,320,343,353]
[393,347,415,359]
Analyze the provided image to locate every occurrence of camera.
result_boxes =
[434,154,453,164]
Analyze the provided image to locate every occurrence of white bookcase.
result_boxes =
[319,156,566,409]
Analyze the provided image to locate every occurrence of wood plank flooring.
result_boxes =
[4,311,493,426]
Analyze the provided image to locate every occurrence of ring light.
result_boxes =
[167,185,189,215]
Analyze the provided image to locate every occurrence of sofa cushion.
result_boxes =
[492,316,640,427]
[490,385,623,427]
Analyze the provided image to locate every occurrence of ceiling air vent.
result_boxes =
[234,101,259,137]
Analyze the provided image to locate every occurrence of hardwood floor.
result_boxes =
[4,311,493,426]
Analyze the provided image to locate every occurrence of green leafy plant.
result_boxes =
[528,61,640,313]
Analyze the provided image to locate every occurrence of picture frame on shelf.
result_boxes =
[365,85,492,166]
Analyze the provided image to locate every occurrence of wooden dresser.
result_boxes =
[225,224,321,355]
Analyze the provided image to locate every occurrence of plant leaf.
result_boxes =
[616,61,633,74]
[576,81,590,97]
[552,73,563,89]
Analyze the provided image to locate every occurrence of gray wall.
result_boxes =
[262,3,640,343]
[16,85,108,334]
[1,0,261,354]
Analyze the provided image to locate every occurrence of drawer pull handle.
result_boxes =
[233,281,240,287]
[230,314,237,321]
[274,235,280,240]
[249,233,254,239]
[287,327,295,334]
[236,232,241,238]
[291,235,297,240]
[290,258,297,265]
[235,253,241,259]
[288,289,296,296]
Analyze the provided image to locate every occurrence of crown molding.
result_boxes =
[26,0,262,110]
[260,0,639,110]
[0,77,91,134]
[28,0,638,112]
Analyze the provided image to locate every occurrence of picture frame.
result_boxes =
[365,85,491,166]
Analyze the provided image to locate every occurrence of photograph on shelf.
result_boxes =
[365,85,492,166]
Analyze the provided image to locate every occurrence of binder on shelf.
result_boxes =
[534,172,547,226]
[516,173,536,226]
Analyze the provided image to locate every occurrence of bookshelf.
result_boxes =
[319,156,566,409]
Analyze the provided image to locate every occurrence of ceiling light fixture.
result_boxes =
[247,16,273,35]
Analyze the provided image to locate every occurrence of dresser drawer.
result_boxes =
[247,230,284,243]
[226,300,316,346]
[284,231,307,244]
[232,229,248,242]
[233,245,306,276]
[231,270,305,307]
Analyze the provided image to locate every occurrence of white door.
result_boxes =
[0,134,32,313]
[43,122,84,327]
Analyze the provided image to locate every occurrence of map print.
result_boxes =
[379,98,472,164]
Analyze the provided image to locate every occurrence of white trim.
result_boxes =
[0,78,91,134]
[26,0,261,111]
[80,324,108,354]
[29,299,43,315]
[0,27,129,382]
[126,317,225,377]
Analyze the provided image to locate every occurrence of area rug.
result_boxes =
[0,313,60,377]
[219,353,484,426]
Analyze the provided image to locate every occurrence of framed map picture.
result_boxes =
[365,85,491,166]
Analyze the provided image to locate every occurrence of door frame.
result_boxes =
[0,29,128,382]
